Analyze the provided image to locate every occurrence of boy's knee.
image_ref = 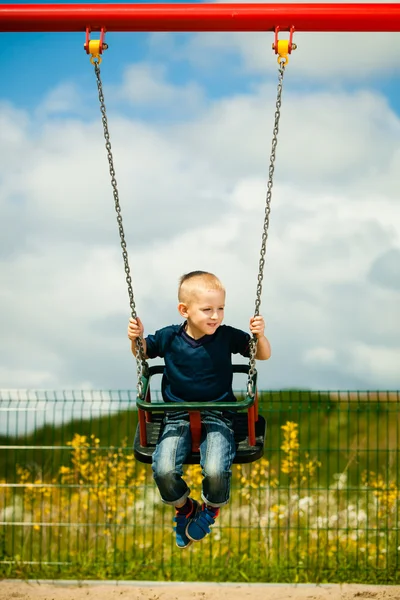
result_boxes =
[153,463,175,480]
[153,458,185,485]
[152,450,178,477]
[203,461,231,481]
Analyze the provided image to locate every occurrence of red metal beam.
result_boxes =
[1,4,400,33]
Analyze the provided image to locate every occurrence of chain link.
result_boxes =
[93,62,148,398]
[247,60,286,397]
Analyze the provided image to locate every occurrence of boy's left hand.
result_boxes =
[249,315,265,339]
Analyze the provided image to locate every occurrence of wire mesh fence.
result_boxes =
[0,388,399,583]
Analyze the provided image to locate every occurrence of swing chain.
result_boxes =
[247,60,286,397]
[93,62,149,398]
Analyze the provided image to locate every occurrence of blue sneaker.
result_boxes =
[186,503,220,542]
[174,498,199,549]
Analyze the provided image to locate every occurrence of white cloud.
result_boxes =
[116,62,204,113]
[0,59,400,392]
[0,367,55,389]
[170,84,400,192]
[165,0,400,81]
[303,347,337,367]
[0,102,30,157]
[345,343,400,387]
[178,30,400,82]
[36,82,82,117]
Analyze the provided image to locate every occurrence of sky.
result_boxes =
[1,0,400,397]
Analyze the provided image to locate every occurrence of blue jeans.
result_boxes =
[152,411,236,508]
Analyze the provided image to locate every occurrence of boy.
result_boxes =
[127,271,271,548]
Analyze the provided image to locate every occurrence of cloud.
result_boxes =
[0,107,229,255]
[36,82,82,117]
[147,0,400,82]
[180,31,400,83]
[344,343,400,387]
[368,248,400,291]
[0,58,400,392]
[0,102,30,162]
[0,367,55,389]
[116,62,204,115]
[303,347,336,367]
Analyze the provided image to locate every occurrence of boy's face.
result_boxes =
[178,288,225,339]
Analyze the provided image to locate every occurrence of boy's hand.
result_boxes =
[128,317,144,341]
[249,315,265,339]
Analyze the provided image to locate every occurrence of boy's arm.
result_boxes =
[130,338,148,359]
[254,334,271,360]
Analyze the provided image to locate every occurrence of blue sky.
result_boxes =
[1,0,400,395]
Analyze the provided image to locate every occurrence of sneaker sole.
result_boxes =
[185,529,209,542]
[176,539,193,549]
[186,520,213,542]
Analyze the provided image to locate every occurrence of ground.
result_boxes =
[2,582,400,600]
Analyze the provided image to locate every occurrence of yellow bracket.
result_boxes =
[273,26,296,65]
[84,27,108,65]
[88,39,102,65]
[276,39,290,65]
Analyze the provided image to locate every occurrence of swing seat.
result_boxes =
[133,364,266,464]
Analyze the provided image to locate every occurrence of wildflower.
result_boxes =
[331,473,347,490]
[298,496,314,510]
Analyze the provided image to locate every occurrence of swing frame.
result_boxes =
[1,3,400,32]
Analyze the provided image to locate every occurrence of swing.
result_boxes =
[87,29,294,464]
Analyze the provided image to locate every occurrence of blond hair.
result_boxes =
[178,271,225,304]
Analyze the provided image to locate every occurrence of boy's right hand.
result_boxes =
[128,317,144,341]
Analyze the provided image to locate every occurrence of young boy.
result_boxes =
[127,271,271,549]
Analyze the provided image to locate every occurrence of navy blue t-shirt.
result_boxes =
[145,323,250,403]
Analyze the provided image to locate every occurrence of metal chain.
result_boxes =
[247,60,286,396]
[93,61,148,398]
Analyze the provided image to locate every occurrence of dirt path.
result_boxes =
[2,581,400,600]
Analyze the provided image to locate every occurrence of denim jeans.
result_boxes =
[152,411,236,508]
